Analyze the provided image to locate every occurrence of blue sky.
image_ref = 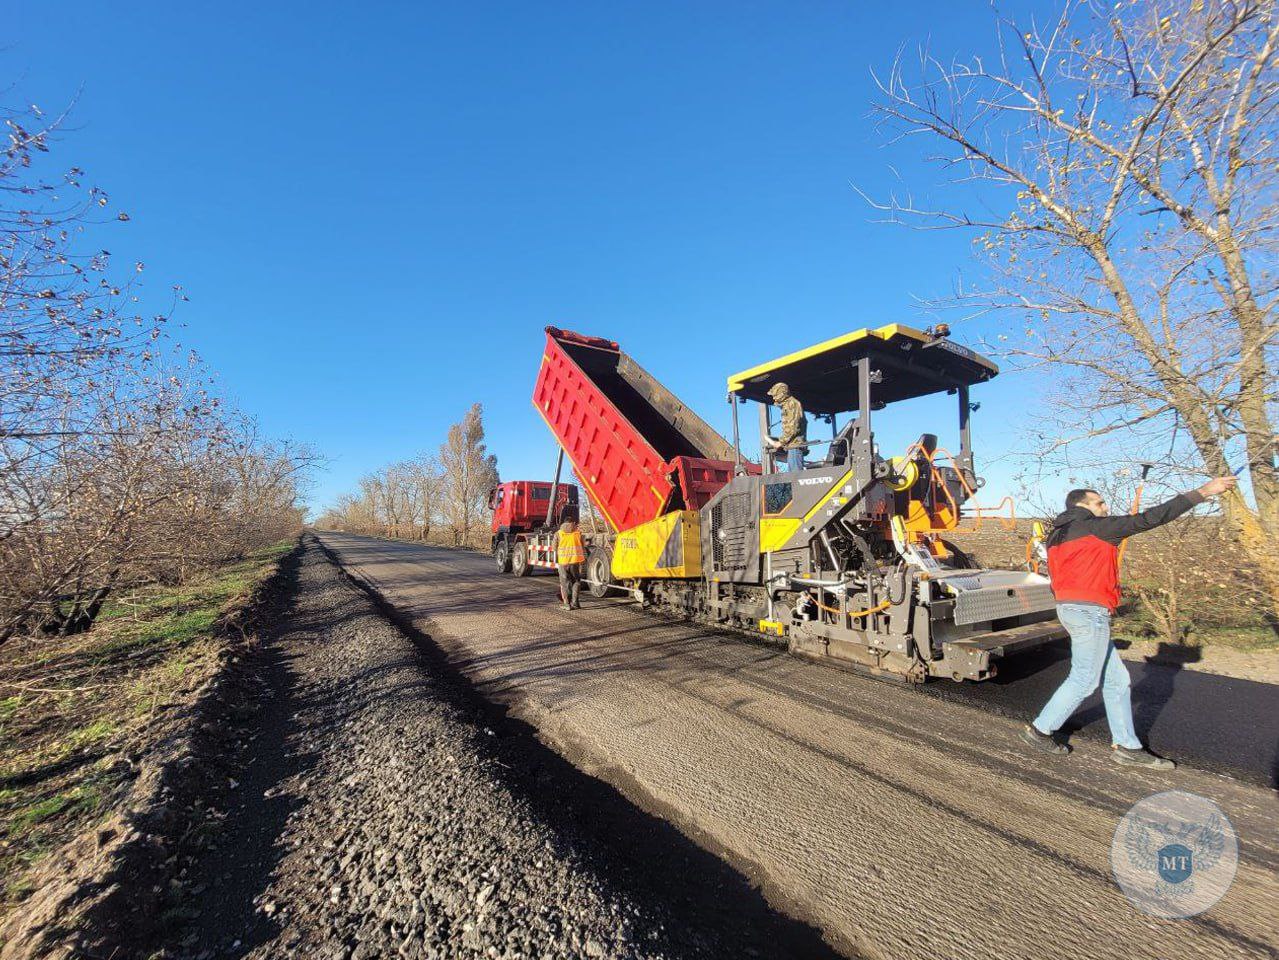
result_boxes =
[10,1,1056,512]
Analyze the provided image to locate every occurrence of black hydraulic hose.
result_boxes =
[886,563,909,606]
[838,523,881,609]
[819,529,842,574]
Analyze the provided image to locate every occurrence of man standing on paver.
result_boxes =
[764,382,808,472]
[556,516,586,611]
[1020,475,1238,768]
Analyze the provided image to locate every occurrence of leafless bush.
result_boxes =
[0,102,315,642]
[1119,516,1263,642]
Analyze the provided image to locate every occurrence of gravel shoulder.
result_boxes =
[162,536,841,959]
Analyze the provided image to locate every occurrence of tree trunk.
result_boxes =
[1084,239,1279,625]
[1217,235,1279,534]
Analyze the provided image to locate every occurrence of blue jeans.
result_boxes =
[1033,603,1141,749]
[783,448,806,472]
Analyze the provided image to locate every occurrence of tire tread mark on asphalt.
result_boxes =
[631,636,1279,872]
[666,678,1277,959]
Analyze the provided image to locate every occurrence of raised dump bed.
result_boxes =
[532,327,739,532]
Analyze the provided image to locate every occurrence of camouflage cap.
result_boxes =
[766,382,789,400]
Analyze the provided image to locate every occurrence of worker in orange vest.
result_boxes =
[556,517,587,610]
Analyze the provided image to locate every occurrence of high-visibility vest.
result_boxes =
[556,529,586,565]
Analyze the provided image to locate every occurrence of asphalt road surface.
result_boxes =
[927,641,1279,789]
[316,532,1279,960]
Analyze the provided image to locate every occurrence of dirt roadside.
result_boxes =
[315,531,1279,960]
[0,544,295,960]
[1117,639,1279,685]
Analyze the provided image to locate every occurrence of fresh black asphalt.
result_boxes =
[927,640,1279,788]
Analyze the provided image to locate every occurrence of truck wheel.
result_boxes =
[494,539,511,573]
[586,547,612,598]
[512,541,532,577]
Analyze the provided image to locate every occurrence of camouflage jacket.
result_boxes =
[778,396,808,449]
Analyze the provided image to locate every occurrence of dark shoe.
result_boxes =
[1019,724,1070,756]
[1112,745,1175,770]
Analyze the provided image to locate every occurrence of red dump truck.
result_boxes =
[489,480,578,573]
[504,327,746,593]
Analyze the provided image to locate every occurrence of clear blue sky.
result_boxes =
[11,1,1056,512]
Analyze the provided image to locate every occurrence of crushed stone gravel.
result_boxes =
[160,537,839,960]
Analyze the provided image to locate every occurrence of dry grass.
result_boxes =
[0,540,294,912]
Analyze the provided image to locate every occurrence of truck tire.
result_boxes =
[494,539,511,573]
[512,541,532,577]
[586,546,612,598]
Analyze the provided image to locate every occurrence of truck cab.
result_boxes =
[489,480,578,572]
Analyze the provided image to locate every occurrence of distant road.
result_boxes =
[317,531,1279,960]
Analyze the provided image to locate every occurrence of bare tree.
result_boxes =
[406,454,443,541]
[439,403,499,547]
[357,474,388,534]
[316,493,378,534]
[1,103,176,449]
[314,452,446,542]
[0,102,315,642]
[871,0,1279,616]
[378,465,416,540]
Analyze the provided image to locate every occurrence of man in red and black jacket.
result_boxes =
[1020,475,1236,769]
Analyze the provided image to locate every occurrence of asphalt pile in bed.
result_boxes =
[163,538,838,960]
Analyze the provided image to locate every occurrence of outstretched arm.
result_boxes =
[1089,477,1236,544]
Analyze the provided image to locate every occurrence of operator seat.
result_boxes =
[825,420,857,465]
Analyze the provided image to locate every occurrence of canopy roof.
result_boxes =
[727,323,998,415]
